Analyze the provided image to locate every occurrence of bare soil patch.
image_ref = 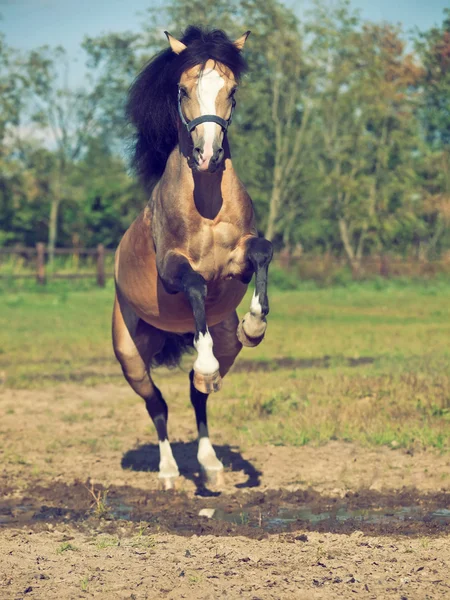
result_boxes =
[1,383,450,599]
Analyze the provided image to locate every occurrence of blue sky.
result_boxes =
[1,0,448,85]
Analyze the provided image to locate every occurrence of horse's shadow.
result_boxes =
[121,441,261,496]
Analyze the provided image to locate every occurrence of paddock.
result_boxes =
[1,281,449,598]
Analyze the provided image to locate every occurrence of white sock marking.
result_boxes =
[158,439,178,478]
[197,68,224,160]
[250,291,263,317]
[193,330,220,375]
[198,437,222,472]
[198,436,215,462]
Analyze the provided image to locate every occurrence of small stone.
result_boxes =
[198,508,215,519]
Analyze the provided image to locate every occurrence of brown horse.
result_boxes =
[113,27,273,489]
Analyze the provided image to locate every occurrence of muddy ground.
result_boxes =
[1,383,450,599]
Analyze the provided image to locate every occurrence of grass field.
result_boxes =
[1,277,449,451]
[2,276,450,600]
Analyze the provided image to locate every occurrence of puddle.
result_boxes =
[210,505,450,531]
[1,482,449,537]
[3,500,449,533]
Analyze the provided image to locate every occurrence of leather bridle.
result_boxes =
[177,85,236,133]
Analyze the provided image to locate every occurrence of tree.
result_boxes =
[25,46,105,263]
[413,9,450,258]
[302,4,423,269]
[415,8,450,149]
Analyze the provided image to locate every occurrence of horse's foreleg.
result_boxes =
[159,256,221,394]
[189,372,224,485]
[238,237,273,347]
[190,312,242,485]
[112,293,179,489]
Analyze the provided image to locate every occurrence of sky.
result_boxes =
[1,0,448,85]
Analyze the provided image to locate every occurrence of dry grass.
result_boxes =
[1,279,449,450]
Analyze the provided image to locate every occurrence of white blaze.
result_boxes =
[197,68,224,164]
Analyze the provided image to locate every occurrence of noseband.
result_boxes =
[177,86,236,134]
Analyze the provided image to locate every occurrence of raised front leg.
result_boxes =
[159,254,221,394]
[237,237,273,347]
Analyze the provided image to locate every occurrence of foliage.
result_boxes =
[0,0,449,264]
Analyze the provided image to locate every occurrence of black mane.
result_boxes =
[126,27,247,189]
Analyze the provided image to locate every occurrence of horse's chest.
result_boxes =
[189,222,245,280]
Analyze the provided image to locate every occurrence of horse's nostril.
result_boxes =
[193,147,202,162]
[213,147,224,163]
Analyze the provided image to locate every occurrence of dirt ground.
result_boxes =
[1,383,450,599]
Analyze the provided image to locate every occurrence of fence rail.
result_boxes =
[0,244,115,287]
[1,245,450,286]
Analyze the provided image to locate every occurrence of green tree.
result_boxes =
[303,4,422,268]
[25,46,106,263]
[416,8,450,149]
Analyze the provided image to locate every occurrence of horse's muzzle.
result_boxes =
[193,146,224,173]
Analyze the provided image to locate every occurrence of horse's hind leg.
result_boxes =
[238,237,273,347]
[112,293,179,489]
[190,311,242,486]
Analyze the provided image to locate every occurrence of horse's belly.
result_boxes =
[155,280,247,333]
[119,263,247,333]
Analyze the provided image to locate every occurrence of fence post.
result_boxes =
[96,244,105,287]
[380,255,390,278]
[36,243,46,285]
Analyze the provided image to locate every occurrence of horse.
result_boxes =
[113,26,273,490]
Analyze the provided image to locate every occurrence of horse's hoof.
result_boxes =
[159,475,178,491]
[237,318,266,348]
[193,370,222,394]
[202,466,225,488]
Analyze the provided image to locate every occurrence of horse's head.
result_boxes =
[166,31,250,173]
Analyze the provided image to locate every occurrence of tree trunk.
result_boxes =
[338,217,360,276]
[48,161,65,268]
[47,196,60,268]
[265,182,282,241]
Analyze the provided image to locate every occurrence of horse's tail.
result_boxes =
[151,332,194,369]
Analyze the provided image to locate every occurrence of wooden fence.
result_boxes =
[1,245,449,287]
[0,244,115,287]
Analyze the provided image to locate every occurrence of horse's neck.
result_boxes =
[157,139,241,221]
[192,170,224,220]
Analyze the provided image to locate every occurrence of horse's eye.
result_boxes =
[179,87,188,98]
[229,88,237,98]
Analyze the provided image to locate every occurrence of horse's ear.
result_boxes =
[164,31,187,54]
[234,31,250,51]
